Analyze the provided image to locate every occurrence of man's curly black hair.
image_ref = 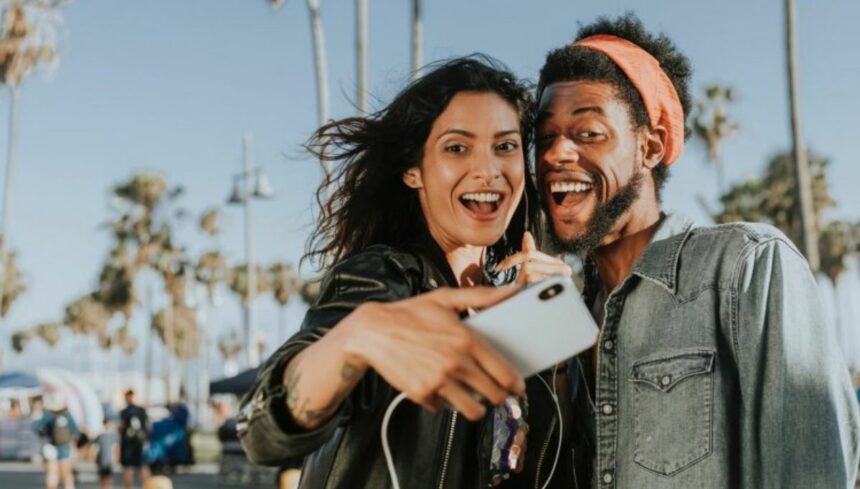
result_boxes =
[537,13,693,198]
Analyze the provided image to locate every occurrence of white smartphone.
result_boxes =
[466,276,599,377]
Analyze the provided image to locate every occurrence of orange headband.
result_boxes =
[573,34,685,165]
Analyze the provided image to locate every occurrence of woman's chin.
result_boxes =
[455,229,506,248]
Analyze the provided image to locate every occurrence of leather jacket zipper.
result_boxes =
[438,411,458,489]
[533,414,557,489]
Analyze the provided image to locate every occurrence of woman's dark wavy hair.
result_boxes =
[303,54,540,272]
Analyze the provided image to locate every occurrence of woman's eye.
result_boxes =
[445,144,467,153]
[496,141,519,152]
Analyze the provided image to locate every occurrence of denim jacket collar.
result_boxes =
[582,211,695,301]
[630,211,695,294]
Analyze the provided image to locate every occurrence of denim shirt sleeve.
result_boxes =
[732,237,860,488]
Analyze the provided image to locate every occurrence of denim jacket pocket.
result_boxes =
[628,349,715,476]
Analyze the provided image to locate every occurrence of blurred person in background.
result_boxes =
[118,389,149,489]
[7,398,22,419]
[32,393,80,489]
[95,417,119,489]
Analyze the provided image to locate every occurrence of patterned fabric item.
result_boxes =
[488,395,529,486]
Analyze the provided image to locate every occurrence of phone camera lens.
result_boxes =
[539,283,564,301]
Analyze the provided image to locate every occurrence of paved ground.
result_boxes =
[0,462,279,489]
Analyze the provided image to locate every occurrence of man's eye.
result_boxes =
[578,131,603,139]
[445,144,467,153]
[536,133,556,145]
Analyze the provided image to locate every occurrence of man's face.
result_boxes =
[535,80,647,254]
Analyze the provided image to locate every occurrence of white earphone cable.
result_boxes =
[536,365,563,489]
[382,392,409,489]
[384,369,563,489]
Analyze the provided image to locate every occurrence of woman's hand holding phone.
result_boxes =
[341,286,526,421]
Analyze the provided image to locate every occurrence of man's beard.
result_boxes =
[547,172,644,256]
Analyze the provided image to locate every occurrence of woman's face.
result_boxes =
[404,91,525,252]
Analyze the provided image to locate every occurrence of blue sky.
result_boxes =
[3,0,859,373]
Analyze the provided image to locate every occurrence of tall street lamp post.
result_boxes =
[227,132,274,368]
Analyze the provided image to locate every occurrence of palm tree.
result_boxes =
[356,0,367,113]
[269,261,302,341]
[199,208,220,237]
[8,172,190,394]
[217,334,243,375]
[715,151,859,316]
[0,247,24,317]
[195,250,227,301]
[715,150,834,249]
[226,264,273,310]
[0,0,67,367]
[410,0,422,79]
[784,0,819,271]
[692,84,737,196]
[268,0,331,179]
[0,0,65,245]
[818,221,860,286]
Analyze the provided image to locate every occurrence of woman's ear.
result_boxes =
[402,167,424,189]
[641,126,667,170]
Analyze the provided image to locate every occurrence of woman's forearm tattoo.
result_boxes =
[285,358,362,427]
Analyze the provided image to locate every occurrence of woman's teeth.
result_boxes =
[461,192,501,202]
[460,192,501,214]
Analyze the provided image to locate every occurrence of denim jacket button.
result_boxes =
[602,471,614,484]
[601,403,614,415]
[660,375,672,386]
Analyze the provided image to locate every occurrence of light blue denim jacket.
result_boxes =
[572,212,860,488]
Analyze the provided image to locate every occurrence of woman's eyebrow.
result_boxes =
[436,128,519,140]
[437,128,475,140]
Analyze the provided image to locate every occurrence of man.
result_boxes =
[533,13,860,488]
[33,393,79,489]
[118,389,149,489]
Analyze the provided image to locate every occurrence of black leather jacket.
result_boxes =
[238,242,583,489]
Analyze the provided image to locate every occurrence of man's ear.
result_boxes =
[641,126,667,170]
[402,167,424,189]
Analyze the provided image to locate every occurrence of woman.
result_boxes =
[239,56,573,488]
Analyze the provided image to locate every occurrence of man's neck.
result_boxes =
[592,209,661,292]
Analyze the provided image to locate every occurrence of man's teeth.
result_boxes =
[550,182,593,193]
[461,192,501,202]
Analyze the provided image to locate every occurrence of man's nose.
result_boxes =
[542,135,579,166]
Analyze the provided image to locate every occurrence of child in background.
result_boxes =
[94,418,119,489]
